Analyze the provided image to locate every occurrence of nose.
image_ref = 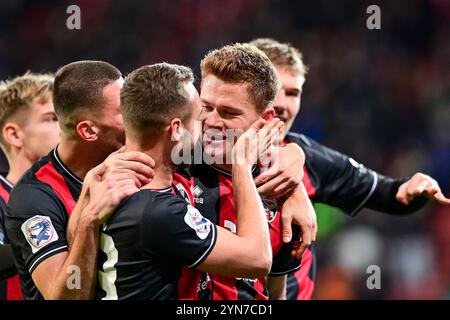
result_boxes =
[273,90,287,115]
[203,108,223,130]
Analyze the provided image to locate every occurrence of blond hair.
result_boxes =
[200,43,280,112]
[250,38,308,77]
[0,72,54,151]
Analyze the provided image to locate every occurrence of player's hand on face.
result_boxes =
[103,150,156,188]
[396,172,450,205]
[255,143,305,199]
[83,163,140,226]
[232,118,284,167]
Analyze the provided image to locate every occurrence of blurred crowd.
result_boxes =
[0,0,448,299]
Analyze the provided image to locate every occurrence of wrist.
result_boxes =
[232,164,252,174]
[80,205,102,228]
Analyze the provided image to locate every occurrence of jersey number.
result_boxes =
[98,232,119,300]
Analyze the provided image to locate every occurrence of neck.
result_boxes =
[57,138,110,180]
[5,152,35,184]
[125,137,174,189]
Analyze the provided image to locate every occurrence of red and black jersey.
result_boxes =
[5,148,82,300]
[0,175,22,300]
[284,132,428,300]
[96,173,217,300]
[187,163,301,300]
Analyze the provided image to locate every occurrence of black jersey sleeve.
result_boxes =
[287,133,428,216]
[0,244,17,280]
[141,192,217,268]
[0,202,6,245]
[269,225,302,276]
[5,184,69,274]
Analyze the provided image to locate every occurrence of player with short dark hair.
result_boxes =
[0,72,60,300]
[251,38,450,300]
[5,61,154,299]
[96,62,279,300]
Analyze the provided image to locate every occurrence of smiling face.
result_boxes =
[200,74,263,164]
[273,66,305,139]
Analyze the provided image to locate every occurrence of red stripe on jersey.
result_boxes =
[173,173,194,204]
[178,267,202,300]
[302,167,317,198]
[211,174,285,300]
[294,248,315,300]
[35,162,76,216]
[6,275,22,300]
[0,181,22,300]
[213,175,239,300]
[0,184,10,203]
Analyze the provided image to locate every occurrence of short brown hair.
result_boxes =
[121,63,194,137]
[53,60,121,135]
[0,72,53,151]
[250,38,308,77]
[200,43,280,112]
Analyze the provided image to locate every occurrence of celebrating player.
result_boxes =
[5,61,154,299]
[187,43,316,300]
[96,63,283,299]
[0,73,60,300]
[250,38,450,300]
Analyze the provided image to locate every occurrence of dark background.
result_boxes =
[0,0,449,299]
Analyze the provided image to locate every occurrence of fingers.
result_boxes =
[254,165,279,186]
[296,228,312,260]
[250,118,267,131]
[92,163,107,182]
[272,180,298,197]
[256,175,289,196]
[409,179,430,196]
[395,183,409,205]
[118,151,156,168]
[281,211,294,243]
[106,171,142,188]
[260,119,283,150]
[107,159,154,182]
[433,191,450,205]
[397,173,449,206]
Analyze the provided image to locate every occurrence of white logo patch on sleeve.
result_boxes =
[21,215,59,253]
[184,205,212,240]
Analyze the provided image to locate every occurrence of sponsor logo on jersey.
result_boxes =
[21,215,59,253]
[193,185,204,204]
[175,183,191,203]
[262,198,278,222]
[184,205,211,240]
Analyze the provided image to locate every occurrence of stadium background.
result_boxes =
[0,0,448,299]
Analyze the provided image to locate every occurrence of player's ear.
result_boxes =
[261,107,275,121]
[3,122,24,148]
[76,120,98,142]
[169,118,183,142]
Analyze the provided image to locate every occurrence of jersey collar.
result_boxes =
[51,147,84,186]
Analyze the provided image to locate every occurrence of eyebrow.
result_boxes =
[201,99,243,113]
[40,111,57,117]
[285,88,301,94]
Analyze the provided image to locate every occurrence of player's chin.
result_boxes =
[203,143,229,164]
